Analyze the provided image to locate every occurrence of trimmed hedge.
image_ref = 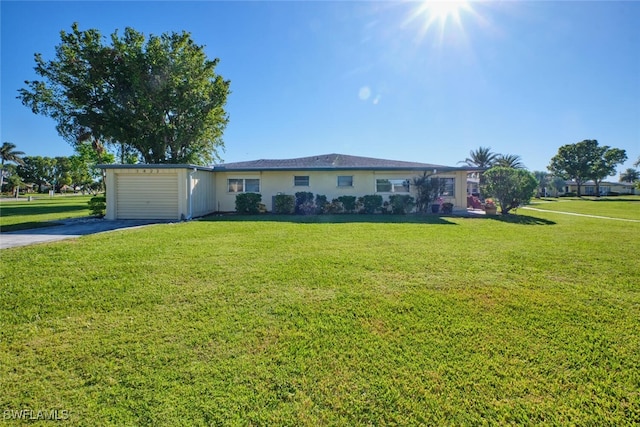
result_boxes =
[235,193,262,214]
[359,195,383,214]
[274,194,295,214]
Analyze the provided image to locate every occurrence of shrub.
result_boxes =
[88,195,106,217]
[484,167,538,214]
[441,202,454,214]
[388,194,415,214]
[235,193,262,214]
[359,195,383,214]
[337,195,357,213]
[273,194,295,214]
[295,192,315,214]
[315,194,328,214]
[326,199,344,214]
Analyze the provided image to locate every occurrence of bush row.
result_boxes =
[236,192,418,215]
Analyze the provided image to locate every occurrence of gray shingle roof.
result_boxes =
[217,153,457,171]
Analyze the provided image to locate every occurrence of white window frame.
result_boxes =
[337,175,353,187]
[439,178,455,197]
[228,178,260,193]
[376,179,410,193]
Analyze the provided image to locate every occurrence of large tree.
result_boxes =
[548,139,599,197]
[1,142,25,192]
[590,146,627,196]
[483,167,538,215]
[19,23,230,165]
[17,156,56,193]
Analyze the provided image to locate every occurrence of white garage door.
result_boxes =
[116,173,179,219]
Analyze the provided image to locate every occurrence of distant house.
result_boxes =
[101,153,480,220]
[559,180,638,196]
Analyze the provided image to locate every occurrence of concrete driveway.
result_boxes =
[1,218,167,249]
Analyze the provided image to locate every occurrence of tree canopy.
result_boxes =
[483,167,538,214]
[548,140,627,196]
[495,154,525,169]
[460,146,499,168]
[1,142,25,192]
[19,23,231,165]
[619,168,639,184]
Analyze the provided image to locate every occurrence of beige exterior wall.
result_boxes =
[214,169,468,212]
[105,168,183,220]
[190,168,217,217]
[105,167,217,220]
[564,182,638,195]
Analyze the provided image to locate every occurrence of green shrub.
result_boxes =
[326,199,343,214]
[274,194,295,214]
[315,194,328,214]
[295,192,315,215]
[88,195,106,217]
[337,196,357,213]
[388,194,415,214]
[359,195,383,214]
[235,193,262,214]
[441,202,454,214]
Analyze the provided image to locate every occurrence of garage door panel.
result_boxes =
[116,174,178,219]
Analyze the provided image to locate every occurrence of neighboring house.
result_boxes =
[101,153,480,220]
[559,180,639,196]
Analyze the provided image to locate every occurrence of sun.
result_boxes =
[404,0,474,42]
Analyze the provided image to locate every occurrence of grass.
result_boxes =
[0,195,93,232]
[527,196,640,221]
[1,202,639,425]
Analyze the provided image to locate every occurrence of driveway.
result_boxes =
[1,218,168,249]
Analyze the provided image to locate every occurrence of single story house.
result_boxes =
[101,153,481,220]
[558,180,639,196]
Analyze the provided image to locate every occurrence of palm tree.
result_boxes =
[0,142,25,193]
[533,170,549,196]
[495,154,526,169]
[619,168,639,183]
[459,146,498,168]
[634,156,640,168]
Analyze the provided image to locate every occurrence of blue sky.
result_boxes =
[1,1,639,174]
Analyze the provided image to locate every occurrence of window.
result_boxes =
[294,176,310,187]
[337,176,353,187]
[376,179,410,193]
[439,178,455,197]
[228,178,260,193]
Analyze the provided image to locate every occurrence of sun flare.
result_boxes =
[405,0,474,42]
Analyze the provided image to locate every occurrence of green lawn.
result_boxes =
[528,196,640,220]
[1,205,639,425]
[0,195,93,232]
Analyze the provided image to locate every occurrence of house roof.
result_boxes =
[98,154,482,173]
[216,153,471,172]
[98,164,213,171]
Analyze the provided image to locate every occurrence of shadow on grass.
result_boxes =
[588,197,640,202]
[0,203,88,217]
[200,213,457,225]
[484,214,556,225]
[0,222,60,233]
